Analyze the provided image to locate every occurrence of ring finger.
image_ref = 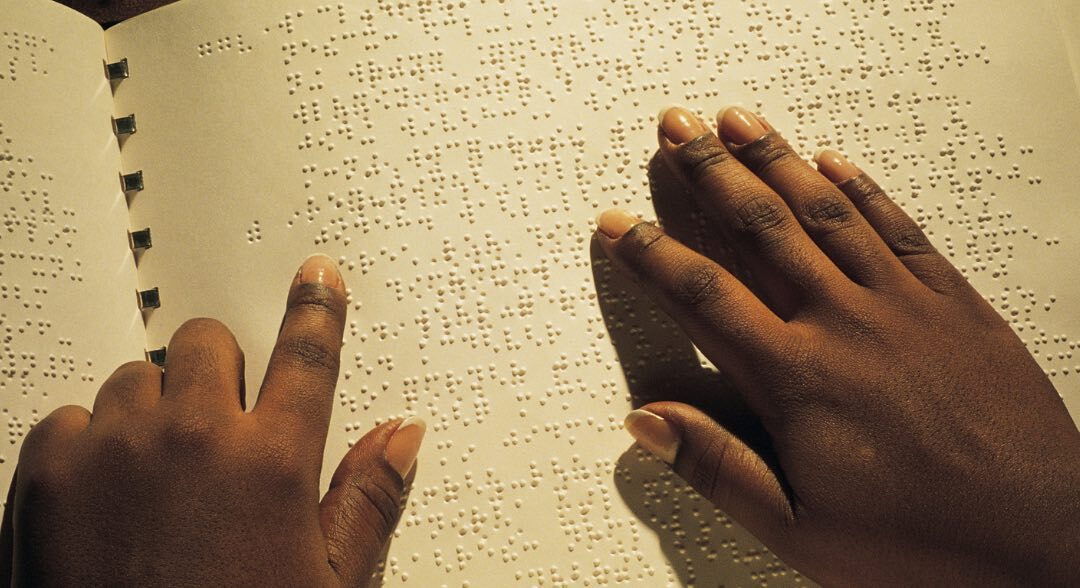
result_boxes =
[161,318,246,412]
[715,107,912,290]
[655,107,850,309]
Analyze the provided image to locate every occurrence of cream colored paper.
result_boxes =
[1054,0,1080,97]
[1,0,1075,585]
[104,0,1080,584]
[0,1,144,478]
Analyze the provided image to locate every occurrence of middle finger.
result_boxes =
[717,106,911,290]
[656,107,849,307]
[161,318,246,412]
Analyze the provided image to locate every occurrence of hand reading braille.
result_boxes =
[1,254,425,586]
[597,106,1080,586]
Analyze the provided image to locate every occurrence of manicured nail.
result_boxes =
[596,208,644,239]
[658,106,710,145]
[624,409,679,464]
[814,149,861,183]
[296,253,342,290]
[717,106,768,145]
[385,416,426,478]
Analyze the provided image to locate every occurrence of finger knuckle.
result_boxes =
[278,334,340,375]
[671,133,733,182]
[96,428,152,470]
[733,194,789,238]
[104,361,160,397]
[343,468,403,538]
[50,404,91,423]
[690,435,732,506]
[804,193,855,228]
[171,318,241,366]
[890,228,934,255]
[673,262,730,310]
[686,149,735,186]
[736,135,796,176]
[841,175,889,207]
[290,282,342,318]
[901,254,968,295]
[176,317,232,340]
[160,409,222,454]
[113,360,161,382]
[24,405,88,446]
[166,343,228,389]
[616,222,666,264]
[771,327,818,373]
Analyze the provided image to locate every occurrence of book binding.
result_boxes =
[107,57,165,365]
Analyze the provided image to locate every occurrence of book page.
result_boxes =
[1054,0,1080,96]
[0,1,145,487]
[107,0,1080,584]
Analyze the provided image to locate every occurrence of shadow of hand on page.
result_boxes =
[593,152,782,585]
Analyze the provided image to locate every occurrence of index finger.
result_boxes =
[254,254,348,443]
[656,107,847,300]
[595,213,790,402]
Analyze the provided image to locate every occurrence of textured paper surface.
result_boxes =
[0,1,144,478]
[105,1,1080,584]
[1055,0,1080,98]
[3,0,1080,585]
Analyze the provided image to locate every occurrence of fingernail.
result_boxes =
[624,409,679,464]
[814,148,861,183]
[385,416,426,478]
[717,106,768,145]
[658,105,710,145]
[296,253,342,290]
[596,208,644,239]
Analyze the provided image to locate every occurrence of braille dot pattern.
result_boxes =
[2,8,144,485]
[0,30,53,82]
[1,122,91,406]
[5,1,1080,587]
[207,2,1075,584]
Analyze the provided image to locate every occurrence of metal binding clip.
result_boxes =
[105,58,129,80]
[113,114,137,136]
[128,228,152,251]
[137,287,160,310]
[146,346,167,366]
[121,170,144,192]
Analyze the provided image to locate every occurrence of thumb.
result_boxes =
[320,417,426,587]
[625,402,793,543]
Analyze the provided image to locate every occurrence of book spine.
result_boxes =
[106,57,166,367]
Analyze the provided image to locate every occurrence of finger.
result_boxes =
[19,405,90,462]
[715,107,910,289]
[815,150,973,296]
[254,254,347,442]
[624,402,793,547]
[646,151,801,318]
[656,106,847,301]
[91,360,162,418]
[595,211,789,393]
[161,318,245,411]
[320,417,425,587]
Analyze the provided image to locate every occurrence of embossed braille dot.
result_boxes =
[5,1,1080,586]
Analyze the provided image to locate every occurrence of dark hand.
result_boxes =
[4,254,425,586]
[57,1,179,25]
[597,106,1080,586]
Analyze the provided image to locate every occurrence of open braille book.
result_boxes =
[3,0,1079,584]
